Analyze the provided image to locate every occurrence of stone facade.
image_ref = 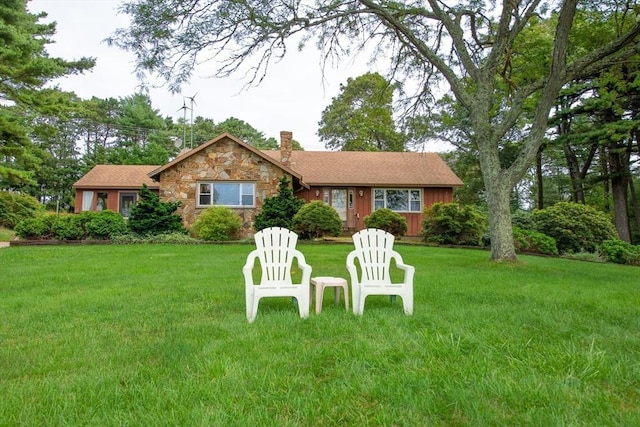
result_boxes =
[156,136,290,237]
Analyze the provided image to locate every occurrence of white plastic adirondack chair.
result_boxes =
[243,227,312,323]
[346,228,415,315]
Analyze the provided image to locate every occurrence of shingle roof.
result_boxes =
[262,150,463,187]
[73,165,159,189]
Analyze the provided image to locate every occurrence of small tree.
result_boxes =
[292,201,343,239]
[253,176,304,231]
[128,184,185,235]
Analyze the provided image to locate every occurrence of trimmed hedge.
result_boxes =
[293,201,343,239]
[190,206,242,241]
[422,202,486,246]
[364,208,408,237]
[14,210,127,240]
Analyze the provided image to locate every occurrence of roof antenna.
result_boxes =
[185,93,197,148]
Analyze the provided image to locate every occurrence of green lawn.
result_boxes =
[0,227,15,241]
[1,243,638,426]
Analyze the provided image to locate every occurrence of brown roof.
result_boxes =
[262,150,463,187]
[73,165,159,189]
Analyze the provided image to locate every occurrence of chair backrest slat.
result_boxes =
[254,227,297,286]
[352,228,395,284]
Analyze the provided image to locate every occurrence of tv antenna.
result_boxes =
[177,101,190,150]
[184,93,197,148]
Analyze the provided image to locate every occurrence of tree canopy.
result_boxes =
[318,72,405,151]
[0,1,94,188]
[112,0,640,261]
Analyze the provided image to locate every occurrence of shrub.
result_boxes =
[52,214,87,240]
[128,184,185,235]
[85,210,128,239]
[253,176,304,231]
[599,239,640,265]
[533,202,617,254]
[364,208,408,236]
[14,214,56,240]
[292,201,343,239]
[422,202,486,246]
[190,206,242,241]
[513,227,558,255]
[0,191,43,228]
[511,209,535,230]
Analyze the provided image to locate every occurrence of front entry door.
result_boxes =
[331,189,347,226]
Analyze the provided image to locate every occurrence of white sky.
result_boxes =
[28,0,384,151]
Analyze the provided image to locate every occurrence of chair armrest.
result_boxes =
[391,251,415,285]
[243,250,259,286]
[294,249,312,284]
[346,250,360,285]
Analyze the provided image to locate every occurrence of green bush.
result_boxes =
[0,191,43,228]
[253,176,304,231]
[422,202,486,246]
[128,184,185,235]
[364,208,408,236]
[513,227,558,255]
[511,209,535,230]
[14,214,56,240]
[52,214,87,240]
[85,210,128,239]
[599,239,640,265]
[292,201,343,239]
[190,206,242,241]
[533,202,617,254]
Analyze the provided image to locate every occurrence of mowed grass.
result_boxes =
[0,227,14,241]
[0,243,639,426]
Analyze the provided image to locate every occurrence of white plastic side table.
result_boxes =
[310,276,349,314]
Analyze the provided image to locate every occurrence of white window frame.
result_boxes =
[197,182,256,208]
[373,188,422,213]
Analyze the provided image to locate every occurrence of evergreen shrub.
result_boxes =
[533,202,617,254]
[253,176,304,231]
[292,201,343,239]
[128,184,185,235]
[364,208,408,236]
[513,226,558,255]
[599,239,640,265]
[190,206,242,241]
[422,202,486,246]
[85,210,128,239]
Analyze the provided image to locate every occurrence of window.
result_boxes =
[119,192,137,217]
[197,182,255,207]
[96,192,108,211]
[82,191,94,211]
[373,189,422,213]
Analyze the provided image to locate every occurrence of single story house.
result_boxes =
[73,131,463,236]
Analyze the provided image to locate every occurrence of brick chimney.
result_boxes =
[280,131,292,167]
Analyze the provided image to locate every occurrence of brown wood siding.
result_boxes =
[424,187,454,206]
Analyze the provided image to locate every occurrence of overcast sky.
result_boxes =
[28,0,386,150]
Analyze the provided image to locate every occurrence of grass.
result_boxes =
[0,226,15,241]
[1,243,639,426]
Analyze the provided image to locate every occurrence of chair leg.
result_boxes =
[403,293,414,315]
[247,296,260,323]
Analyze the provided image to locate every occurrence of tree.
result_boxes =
[0,1,94,188]
[212,117,277,149]
[111,1,640,261]
[318,72,405,151]
[253,176,304,231]
[128,184,184,235]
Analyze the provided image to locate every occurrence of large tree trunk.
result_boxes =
[608,143,632,242]
[477,137,517,261]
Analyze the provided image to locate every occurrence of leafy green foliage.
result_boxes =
[212,117,277,149]
[364,208,408,237]
[599,239,640,266]
[533,202,617,254]
[128,184,185,235]
[422,202,486,246]
[85,210,128,239]
[318,72,405,151]
[190,206,242,241]
[513,226,558,255]
[292,201,343,239]
[0,1,94,188]
[253,176,304,231]
[0,191,42,228]
[14,213,55,239]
